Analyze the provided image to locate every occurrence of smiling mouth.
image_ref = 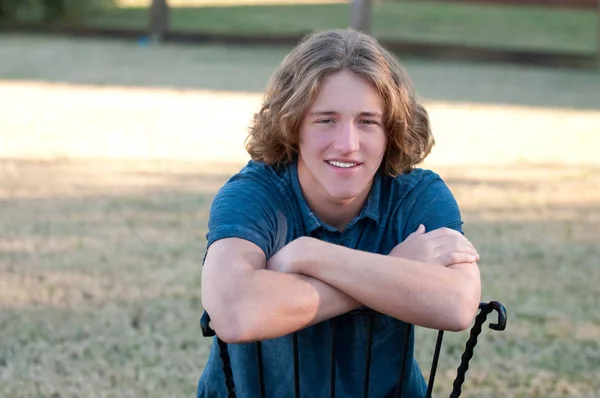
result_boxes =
[326,160,361,168]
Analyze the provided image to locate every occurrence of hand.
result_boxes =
[266,237,316,274]
[389,225,479,266]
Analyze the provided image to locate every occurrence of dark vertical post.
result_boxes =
[256,342,265,398]
[330,319,338,398]
[395,325,412,398]
[149,0,169,42]
[425,331,445,398]
[362,314,376,398]
[350,0,372,34]
[41,0,66,23]
[596,0,600,69]
[293,332,300,398]
[216,338,237,398]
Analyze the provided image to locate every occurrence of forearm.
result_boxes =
[298,240,481,331]
[207,268,360,343]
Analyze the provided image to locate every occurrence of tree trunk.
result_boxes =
[596,0,600,69]
[149,0,169,42]
[42,0,66,23]
[350,0,372,34]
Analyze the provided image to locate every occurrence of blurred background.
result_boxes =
[1,0,599,397]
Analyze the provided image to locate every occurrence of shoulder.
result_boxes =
[207,161,294,258]
[395,167,442,186]
[209,159,296,220]
[383,168,462,239]
[385,168,449,203]
[213,160,291,204]
[222,160,289,190]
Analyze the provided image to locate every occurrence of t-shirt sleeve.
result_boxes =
[400,173,464,241]
[206,173,287,260]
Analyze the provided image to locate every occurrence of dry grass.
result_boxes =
[415,164,600,397]
[1,34,599,397]
[1,159,598,397]
[0,159,233,397]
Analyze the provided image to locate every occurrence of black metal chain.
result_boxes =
[217,337,237,398]
[200,311,237,398]
[449,304,494,398]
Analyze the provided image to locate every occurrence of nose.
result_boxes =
[333,121,360,154]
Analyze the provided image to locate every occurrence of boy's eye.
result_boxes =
[317,119,335,124]
[360,120,379,125]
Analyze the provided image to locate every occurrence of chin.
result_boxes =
[325,186,366,202]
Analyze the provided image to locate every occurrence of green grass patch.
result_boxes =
[79,1,599,53]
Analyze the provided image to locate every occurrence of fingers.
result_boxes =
[453,242,479,259]
[400,225,481,266]
[424,228,479,263]
[427,228,477,252]
[439,252,479,266]
[436,241,479,261]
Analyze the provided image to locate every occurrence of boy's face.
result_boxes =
[297,69,387,209]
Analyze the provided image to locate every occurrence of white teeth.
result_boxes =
[328,160,357,168]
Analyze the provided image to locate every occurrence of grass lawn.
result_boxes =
[1,159,599,398]
[1,34,600,397]
[78,1,600,53]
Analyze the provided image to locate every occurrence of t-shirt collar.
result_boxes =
[289,161,381,235]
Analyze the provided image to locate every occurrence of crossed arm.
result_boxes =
[201,227,481,344]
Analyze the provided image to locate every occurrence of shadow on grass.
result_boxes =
[80,2,600,57]
[1,25,600,111]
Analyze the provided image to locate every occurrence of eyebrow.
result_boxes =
[308,111,383,118]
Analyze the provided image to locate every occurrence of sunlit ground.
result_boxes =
[2,80,599,166]
[1,34,599,397]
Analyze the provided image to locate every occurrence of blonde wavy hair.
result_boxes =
[245,29,434,176]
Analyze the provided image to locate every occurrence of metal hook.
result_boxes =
[479,301,507,331]
[200,310,216,337]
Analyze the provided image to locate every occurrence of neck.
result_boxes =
[298,175,372,232]
[308,194,367,232]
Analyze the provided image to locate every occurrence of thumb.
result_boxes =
[408,224,426,239]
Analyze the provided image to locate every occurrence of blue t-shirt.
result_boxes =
[198,159,463,398]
